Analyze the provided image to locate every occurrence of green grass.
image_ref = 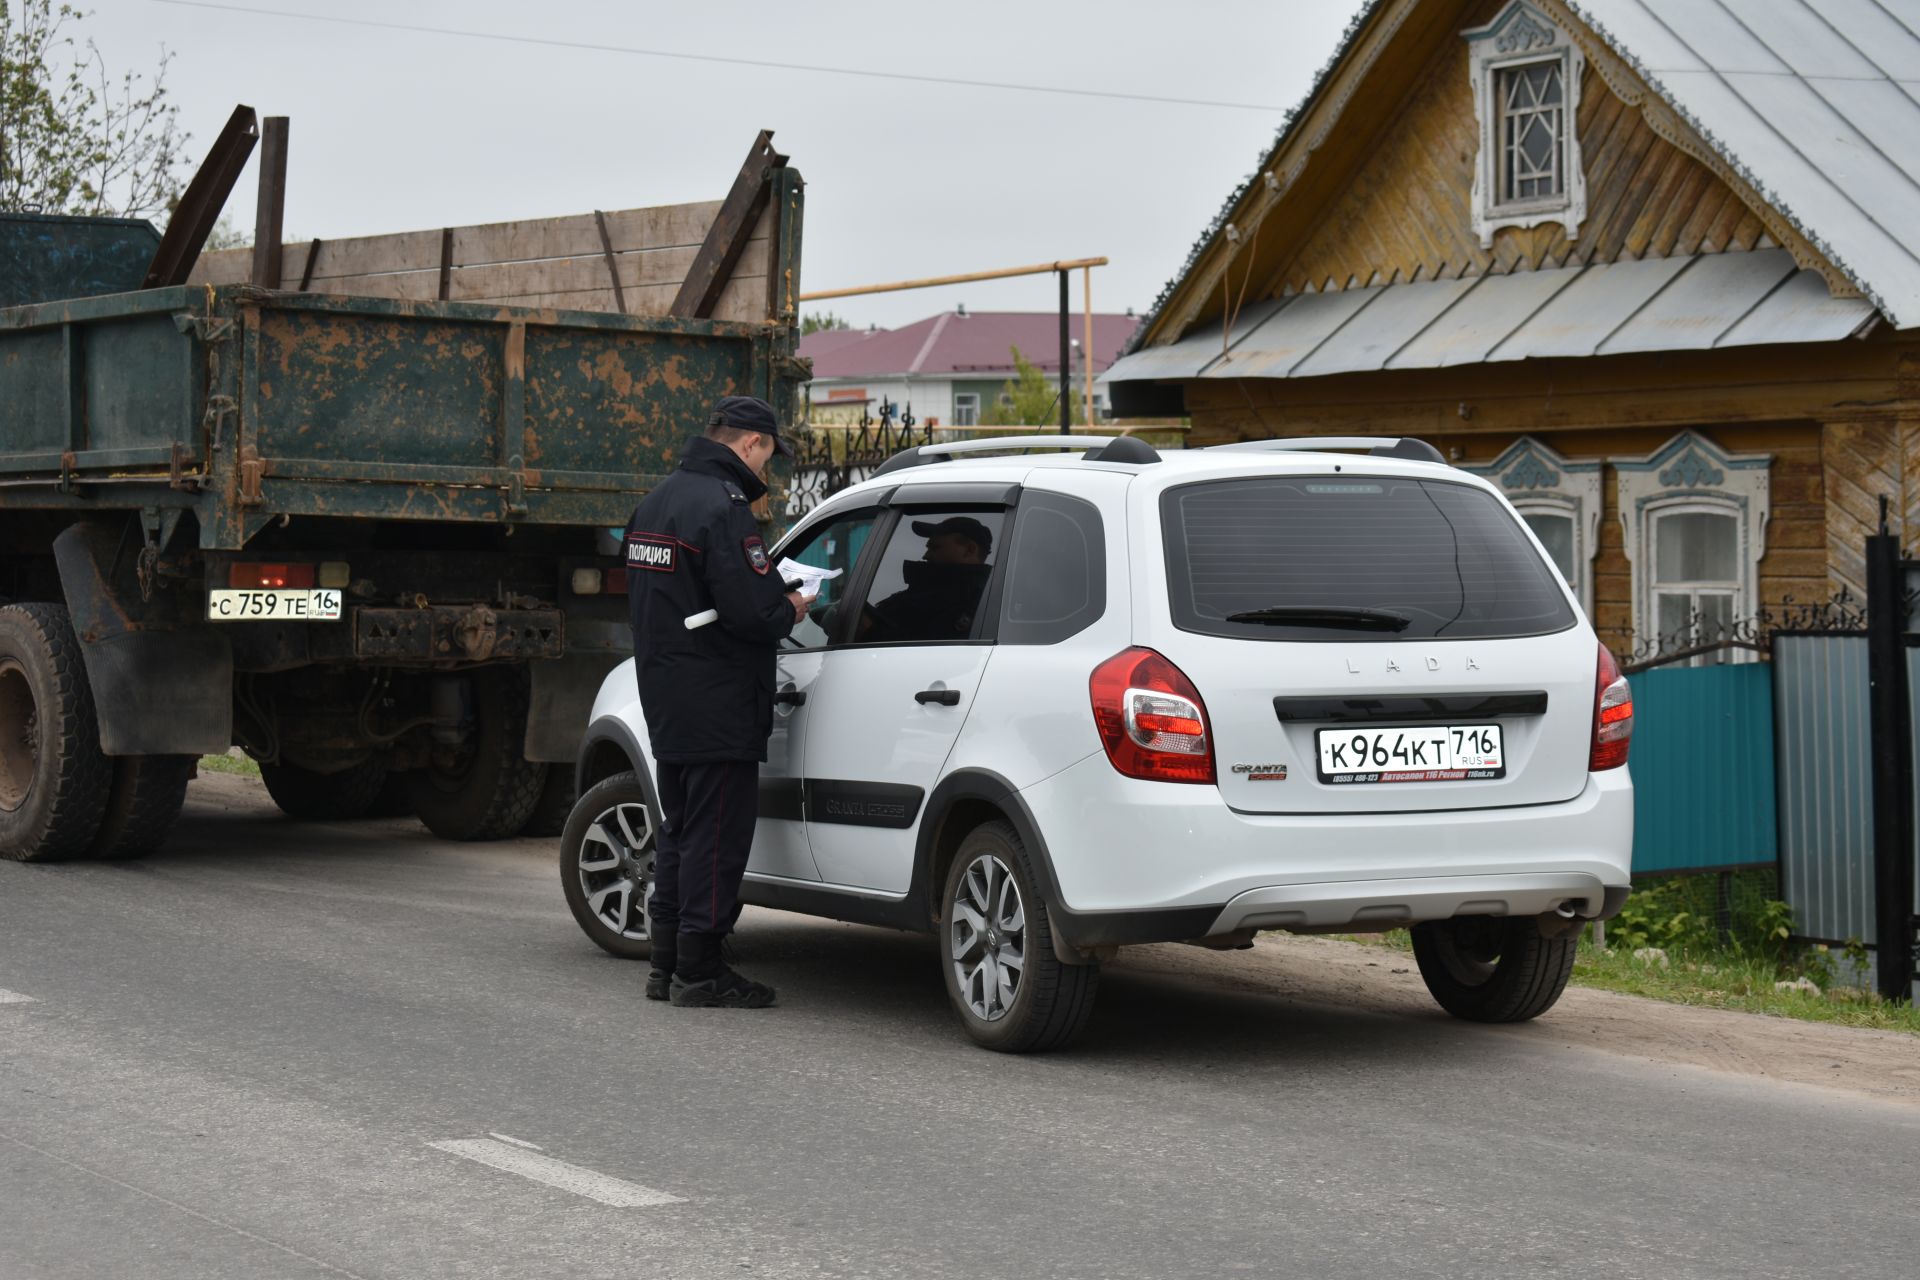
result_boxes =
[197,752,260,778]
[1332,927,1920,1035]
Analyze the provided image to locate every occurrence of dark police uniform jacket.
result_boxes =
[625,437,795,763]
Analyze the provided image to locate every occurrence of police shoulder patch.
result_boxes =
[625,531,678,573]
[743,536,771,575]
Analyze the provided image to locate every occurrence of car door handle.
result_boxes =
[775,687,807,707]
[915,688,961,706]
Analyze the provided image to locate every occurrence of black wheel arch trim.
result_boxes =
[914,768,1224,955]
[575,715,649,799]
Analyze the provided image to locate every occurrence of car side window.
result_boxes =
[851,508,1006,645]
[778,509,880,650]
[998,491,1106,645]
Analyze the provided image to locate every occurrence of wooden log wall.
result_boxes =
[188,199,776,322]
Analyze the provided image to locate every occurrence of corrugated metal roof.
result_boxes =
[802,311,1140,380]
[1101,248,1876,385]
[1565,0,1920,328]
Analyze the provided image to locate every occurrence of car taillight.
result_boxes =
[1590,643,1633,771]
[229,561,314,589]
[1089,647,1215,784]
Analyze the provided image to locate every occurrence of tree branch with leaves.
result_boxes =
[1,0,188,219]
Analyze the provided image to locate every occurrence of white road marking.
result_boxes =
[0,989,36,1005]
[429,1139,683,1207]
[488,1132,542,1150]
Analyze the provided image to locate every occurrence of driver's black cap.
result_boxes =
[911,515,993,558]
[709,395,794,458]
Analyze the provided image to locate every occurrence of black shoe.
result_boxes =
[669,966,777,1009]
[645,966,673,1001]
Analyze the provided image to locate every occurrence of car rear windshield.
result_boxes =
[1160,475,1577,642]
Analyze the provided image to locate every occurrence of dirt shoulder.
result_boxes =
[1121,932,1920,1106]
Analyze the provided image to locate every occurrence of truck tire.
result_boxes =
[939,820,1099,1053]
[408,667,544,841]
[559,771,658,960]
[260,758,387,821]
[90,754,195,859]
[519,764,575,838]
[0,603,111,862]
[1410,916,1577,1023]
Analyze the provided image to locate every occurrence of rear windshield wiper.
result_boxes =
[1223,605,1412,632]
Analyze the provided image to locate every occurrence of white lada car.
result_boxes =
[559,435,1633,1052]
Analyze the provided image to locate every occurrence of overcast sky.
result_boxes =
[88,0,1367,329]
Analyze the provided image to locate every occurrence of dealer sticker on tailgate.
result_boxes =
[207,589,343,621]
[1316,724,1504,784]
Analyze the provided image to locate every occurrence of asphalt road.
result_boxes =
[3,774,1918,1280]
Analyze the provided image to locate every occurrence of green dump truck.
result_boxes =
[0,122,805,861]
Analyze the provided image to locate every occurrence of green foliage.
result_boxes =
[197,751,260,778]
[1609,880,1717,953]
[800,311,849,336]
[0,0,187,218]
[983,345,1059,427]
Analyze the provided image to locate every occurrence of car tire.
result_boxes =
[558,771,659,961]
[1410,916,1577,1023]
[408,668,545,841]
[0,603,111,862]
[519,764,575,838]
[260,757,387,821]
[939,819,1098,1053]
[90,754,195,859]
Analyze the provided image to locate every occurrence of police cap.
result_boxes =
[710,395,795,458]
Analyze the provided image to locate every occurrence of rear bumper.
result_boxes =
[1019,753,1633,937]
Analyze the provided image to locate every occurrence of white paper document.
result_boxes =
[777,558,842,601]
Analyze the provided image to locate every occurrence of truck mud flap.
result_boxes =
[525,651,625,764]
[353,606,564,663]
[52,521,233,756]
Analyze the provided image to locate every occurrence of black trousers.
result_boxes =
[651,759,758,945]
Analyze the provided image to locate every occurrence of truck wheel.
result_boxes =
[408,668,544,841]
[90,754,195,859]
[558,771,658,960]
[260,758,387,821]
[0,603,111,862]
[1410,917,1577,1023]
[940,820,1098,1053]
[519,765,576,838]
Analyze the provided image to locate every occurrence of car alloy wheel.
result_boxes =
[949,851,1027,1022]
[576,799,656,942]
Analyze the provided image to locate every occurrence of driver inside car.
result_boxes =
[855,516,994,643]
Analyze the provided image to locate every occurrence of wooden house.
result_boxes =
[1103,0,1920,660]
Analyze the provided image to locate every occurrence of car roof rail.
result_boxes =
[1209,435,1448,465]
[871,434,1160,477]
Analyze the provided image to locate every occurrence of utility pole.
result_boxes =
[1058,268,1070,435]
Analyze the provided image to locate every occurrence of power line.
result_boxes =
[150,0,1290,113]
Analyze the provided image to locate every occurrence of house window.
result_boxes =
[953,393,980,427]
[1498,59,1564,204]
[1464,2,1587,247]
[1651,509,1741,661]
[1613,432,1771,665]
[1465,437,1601,616]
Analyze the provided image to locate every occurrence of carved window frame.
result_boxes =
[1463,2,1588,248]
[1612,432,1772,662]
[1466,437,1602,616]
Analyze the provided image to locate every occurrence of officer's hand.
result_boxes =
[786,592,812,624]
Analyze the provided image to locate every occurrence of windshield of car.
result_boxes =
[1160,475,1576,642]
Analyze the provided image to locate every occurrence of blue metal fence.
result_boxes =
[1625,662,1777,874]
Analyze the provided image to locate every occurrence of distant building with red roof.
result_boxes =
[800,310,1140,426]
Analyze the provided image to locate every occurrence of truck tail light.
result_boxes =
[316,560,351,589]
[604,567,628,595]
[1089,647,1215,784]
[229,561,314,589]
[1590,643,1633,771]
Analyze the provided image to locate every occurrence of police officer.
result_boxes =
[624,396,808,1009]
